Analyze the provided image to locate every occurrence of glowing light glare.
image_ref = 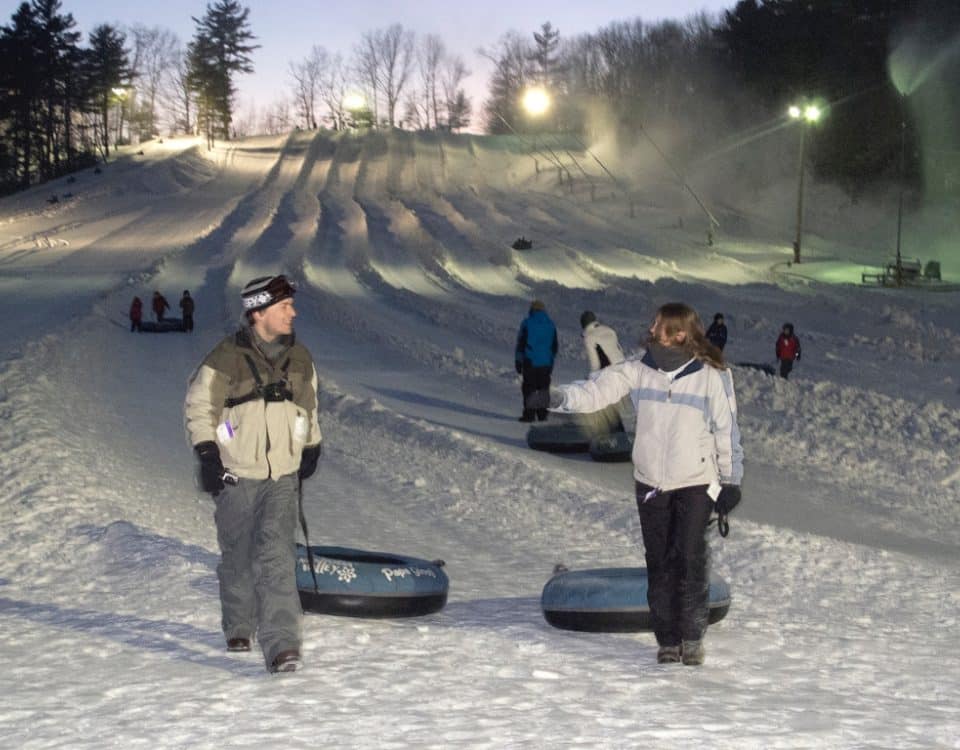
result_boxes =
[342,93,366,111]
[522,88,551,116]
[788,103,822,123]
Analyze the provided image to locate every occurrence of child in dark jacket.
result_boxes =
[775,323,801,379]
[129,297,143,332]
[706,313,727,351]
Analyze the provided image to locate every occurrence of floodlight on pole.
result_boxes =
[342,93,366,112]
[521,87,551,117]
[788,101,825,263]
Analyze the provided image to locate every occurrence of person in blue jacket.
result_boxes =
[514,299,558,422]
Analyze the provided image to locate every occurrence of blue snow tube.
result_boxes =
[526,422,593,453]
[589,431,633,463]
[296,544,449,618]
[541,567,731,632]
[140,318,185,333]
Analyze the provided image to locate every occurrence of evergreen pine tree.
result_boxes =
[188,0,258,143]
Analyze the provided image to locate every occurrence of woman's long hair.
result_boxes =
[650,302,727,369]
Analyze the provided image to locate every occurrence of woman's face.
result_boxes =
[649,314,686,347]
[649,314,671,346]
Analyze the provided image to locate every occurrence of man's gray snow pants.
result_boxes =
[214,473,302,668]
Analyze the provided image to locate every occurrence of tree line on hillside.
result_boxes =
[485,1,960,195]
[2,0,958,199]
[285,26,472,134]
[0,0,254,193]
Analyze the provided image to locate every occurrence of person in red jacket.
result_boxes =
[129,296,143,332]
[152,290,170,322]
[775,322,801,379]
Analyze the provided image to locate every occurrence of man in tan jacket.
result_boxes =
[185,275,321,673]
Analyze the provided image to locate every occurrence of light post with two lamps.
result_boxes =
[788,102,823,264]
[111,86,132,152]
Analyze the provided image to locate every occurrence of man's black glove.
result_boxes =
[515,360,523,375]
[194,441,225,496]
[299,443,321,481]
[715,484,741,516]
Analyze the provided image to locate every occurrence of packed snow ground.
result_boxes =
[0,131,958,749]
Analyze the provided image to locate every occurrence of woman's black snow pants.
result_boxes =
[636,482,714,646]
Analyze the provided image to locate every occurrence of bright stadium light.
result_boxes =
[342,93,366,111]
[788,101,826,263]
[522,87,551,117]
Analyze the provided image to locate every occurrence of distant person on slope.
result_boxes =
[706,313,727,351]
[179,290,195,332]
[184,274,322,674]
[550,302,743,666]
[580,310,625,374]
[580,309,632,432]
[129,296,142,332]
[152,290,170,322]
[515,299,558,422]
[775,322,801,379]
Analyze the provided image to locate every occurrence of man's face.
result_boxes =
[254,298,296,341]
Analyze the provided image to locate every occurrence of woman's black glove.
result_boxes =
[715,485,741,516]
[299,443,321,480]
[714,485,741,537]
[194,441,225,496]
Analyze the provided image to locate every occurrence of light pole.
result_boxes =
[788,103,822,264]
[893,115,907,286]
[111,87,128,149]
[342,93,370,129]
[519,87,552,177]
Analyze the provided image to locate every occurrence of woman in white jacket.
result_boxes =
[552,303,743,666]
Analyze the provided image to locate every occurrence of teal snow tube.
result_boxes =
[589,431,633,462]
[541,567,731,632]
[296,545,449,618]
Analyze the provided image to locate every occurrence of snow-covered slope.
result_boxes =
[0,131,957,749]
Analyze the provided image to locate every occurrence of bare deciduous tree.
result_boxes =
[418,34,444,129]
[376,24,415,128]
[318,52,349,130]
[480,31,533,132]
[441,54,470,131]
[289,45,328,129]
[162,48,195,135]
[128,24,180,139]
[353,30,381,126]
[260,97,292,135]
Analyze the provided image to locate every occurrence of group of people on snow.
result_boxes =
[513,299,805,665]
[128,290,195,332]
[514,306,802,419]
[175,272,797,673]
